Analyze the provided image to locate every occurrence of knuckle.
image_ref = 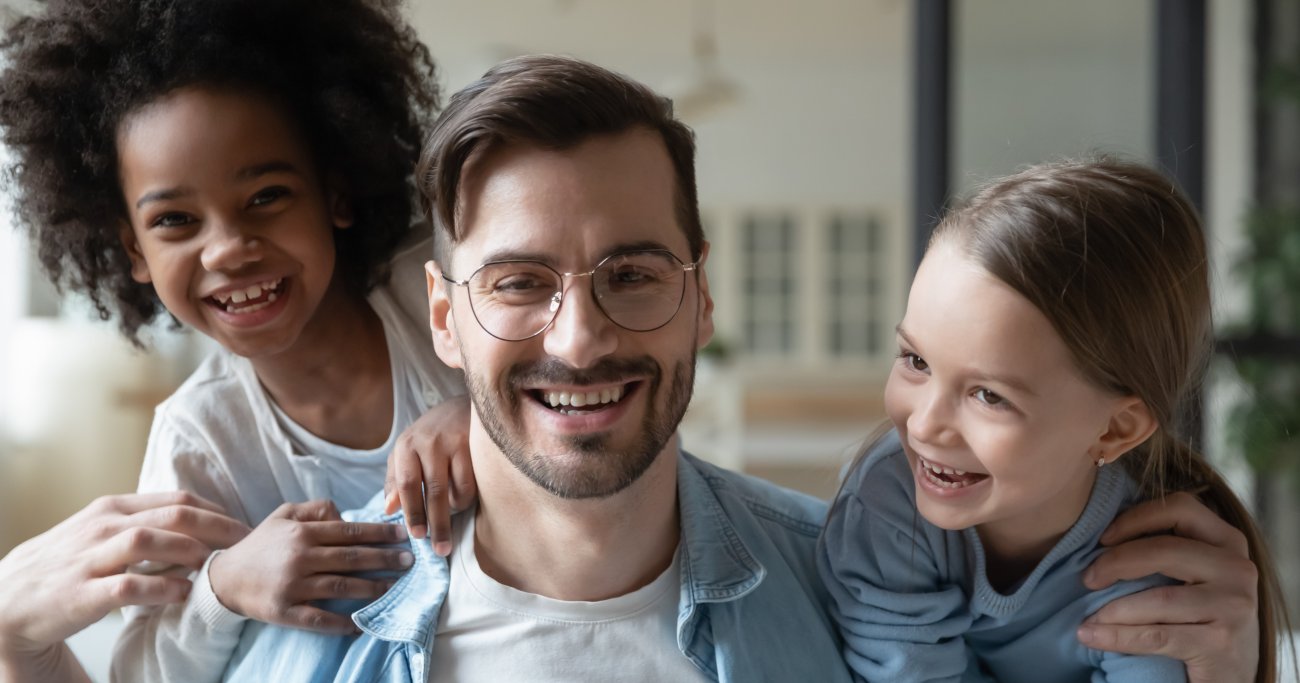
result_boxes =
[86,518,116,541]
[1231,557,1259,587]
[163,505,196,527]
[342,547,360,565]
[1206,622,1233,649]
[123,526,154,552]
[92,494,121,514]
[1225,592,1257,620]
[330,577,350,597]
[307,612,327,631]
[108,577,138,602]
[341,522,362,538]
[1139,627,1169,651]
[395,469,421,487]
[1150,585,1179,608]
[284,522,310,544]
[170,490,200,507]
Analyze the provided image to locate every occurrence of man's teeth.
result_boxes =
[215,279,282,306]
[544,386,624,409]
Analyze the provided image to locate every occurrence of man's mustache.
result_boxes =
[507,356,660,387]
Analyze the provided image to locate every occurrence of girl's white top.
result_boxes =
[110,236,465,683]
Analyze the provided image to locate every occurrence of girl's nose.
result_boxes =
[200,219,264,272]
[908,389,957,446]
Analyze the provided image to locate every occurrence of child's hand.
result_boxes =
[384,395,475,557]
[208,500,412,635]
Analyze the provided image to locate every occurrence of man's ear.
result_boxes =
[118,221,152,284]
[1094,397,1158,466]
[426,260,463,369]
[693,241,715,350]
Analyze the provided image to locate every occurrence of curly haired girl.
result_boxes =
[0,1,471,681]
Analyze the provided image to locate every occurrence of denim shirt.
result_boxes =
[221,451,853,682]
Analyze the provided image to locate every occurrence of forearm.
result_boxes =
[0,641,93,683]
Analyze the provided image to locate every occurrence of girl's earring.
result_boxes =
[1095,456,1106,468]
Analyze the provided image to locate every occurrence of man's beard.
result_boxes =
[464,353,695,500]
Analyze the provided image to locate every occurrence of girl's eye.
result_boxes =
[249,186,289,207]
[151,212,194,229]
[898,350,929,374]
[973,388,1008,408]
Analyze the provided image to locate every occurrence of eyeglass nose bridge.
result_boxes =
[544,267,602,323]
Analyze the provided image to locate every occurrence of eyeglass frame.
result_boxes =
[442,248,702,342]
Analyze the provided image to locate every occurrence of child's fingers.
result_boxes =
[423,451,454,557]
[392,449,428,539]
[302,546,414,574]
[303,520,408,547]
[384,490,400,516]
[278,605,361,635]
[275,500,343,524]
[293,574,396,603]
[447,441,477,513]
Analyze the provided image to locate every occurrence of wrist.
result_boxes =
[0,641,80,683]
[206,550,245,617]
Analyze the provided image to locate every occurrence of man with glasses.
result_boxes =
[218,54,1261,682]
[221,54,854,682]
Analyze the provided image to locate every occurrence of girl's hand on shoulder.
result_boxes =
[384,395,475,557]
[1077,491,1259,683]
[0,491,249,657]
[207,500,412,634]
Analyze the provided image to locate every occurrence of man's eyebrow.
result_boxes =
[477,240,679,267]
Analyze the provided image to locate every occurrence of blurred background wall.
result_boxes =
[1,2,1296,665]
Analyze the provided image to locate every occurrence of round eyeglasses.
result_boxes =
[443,249,700,342]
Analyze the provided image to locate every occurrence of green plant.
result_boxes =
[1222,65,1300,498]
[1224,207,1300,485]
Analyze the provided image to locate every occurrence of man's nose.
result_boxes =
[200,217,264,272]
[541,277,618,369]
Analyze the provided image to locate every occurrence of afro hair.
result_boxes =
[0,0,439,345]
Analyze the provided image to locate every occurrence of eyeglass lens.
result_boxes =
[465,250,689,340]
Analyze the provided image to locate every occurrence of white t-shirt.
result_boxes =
[111,236,466,683]
[430,511,710,683]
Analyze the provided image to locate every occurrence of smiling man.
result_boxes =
[218,55,854,682]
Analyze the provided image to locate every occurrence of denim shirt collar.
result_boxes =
[351,450,766,662]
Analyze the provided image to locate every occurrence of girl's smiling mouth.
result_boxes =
[916,454,990,490]
[206,278,287,314]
